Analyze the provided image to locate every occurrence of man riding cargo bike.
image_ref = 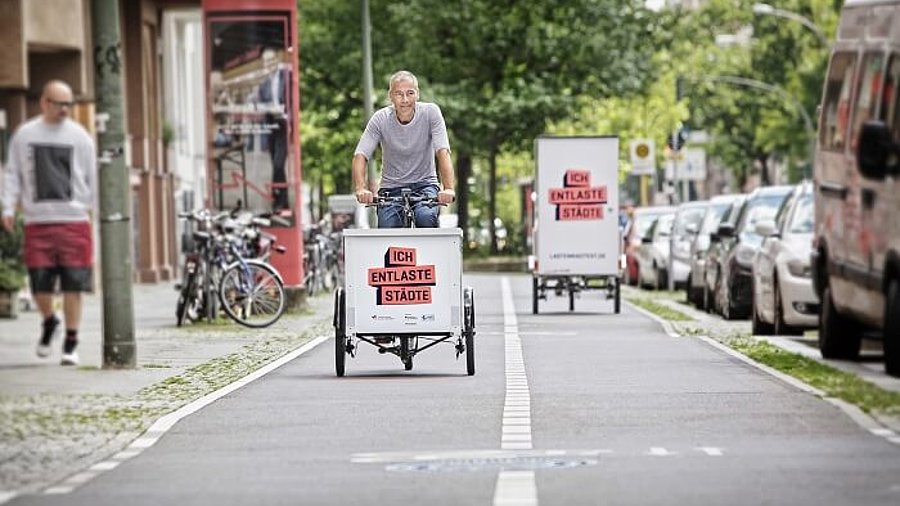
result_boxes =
[333,70,475,376]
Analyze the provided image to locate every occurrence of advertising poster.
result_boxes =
[343,229,462,335]
[535,136,620,276]
[207,12,295,218]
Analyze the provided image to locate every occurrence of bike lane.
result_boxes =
[8,274,510,506]
[507,274,900,506]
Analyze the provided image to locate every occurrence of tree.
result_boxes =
[387,0,655,252]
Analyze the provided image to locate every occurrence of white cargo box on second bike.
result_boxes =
[531,136,621,314]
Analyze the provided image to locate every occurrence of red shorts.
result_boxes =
[24,222,94,268]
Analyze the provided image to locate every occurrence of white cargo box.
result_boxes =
[534,136,620,276]
[343,228,463,335]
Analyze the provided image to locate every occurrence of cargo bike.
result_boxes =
[530,136,622,315]
[333,191,475,377]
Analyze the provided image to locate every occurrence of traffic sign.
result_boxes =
[629,139,655,176]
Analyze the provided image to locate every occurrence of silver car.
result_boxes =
[752,182,818,335]
[669,200,708,291]
[637,212,675,289]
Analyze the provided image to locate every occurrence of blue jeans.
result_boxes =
[377,184,440,228]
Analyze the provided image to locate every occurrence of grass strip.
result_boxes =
[725,335,900,416]
[626,297,694,322]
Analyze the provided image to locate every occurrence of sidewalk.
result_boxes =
[0,282,334,496]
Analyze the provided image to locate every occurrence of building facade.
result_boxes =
[0,0,204,283]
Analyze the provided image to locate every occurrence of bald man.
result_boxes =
[2,80,97,366]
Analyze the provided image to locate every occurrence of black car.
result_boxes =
[711,185,794,320]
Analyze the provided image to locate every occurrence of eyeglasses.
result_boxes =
[390,90,417,99]
[48,99,75,108]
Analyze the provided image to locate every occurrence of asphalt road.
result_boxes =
[11,273,900,505]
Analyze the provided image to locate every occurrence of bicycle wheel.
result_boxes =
[175,272,198,327]
[219,261,286,328]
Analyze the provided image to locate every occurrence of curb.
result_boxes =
[623,299,900,447]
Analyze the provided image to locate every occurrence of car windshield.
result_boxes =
[674,207,706,235]
[655,214,674,237]
[740,194,788,234]
[635,213,665,238]
[789,194,814,234]
[700,202,732,234]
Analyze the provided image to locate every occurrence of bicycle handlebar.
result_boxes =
[366,195,445,208]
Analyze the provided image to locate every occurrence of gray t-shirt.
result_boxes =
[353,102,451,189]
[2,117,96,223]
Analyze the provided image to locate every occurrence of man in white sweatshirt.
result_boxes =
[1,80,96,366]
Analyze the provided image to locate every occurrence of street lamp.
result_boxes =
[752,3,829,47]
[695,74,816,182]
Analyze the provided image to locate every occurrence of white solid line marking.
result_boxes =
[648,447,675,456]
[112,450,141,460]
[494,470,538,506]
[129,437,157,449]
[89,461,121,471]
[64,472,98,485]
[871,428,897,437]
[698,447,723,456]
[503,418,532,425]
[28,335,331,498]
[0,492,16,505]
[43,487,74,495]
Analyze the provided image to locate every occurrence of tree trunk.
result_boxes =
[488,148,498,255]
[758,154,770,186]
[456,152,471,247]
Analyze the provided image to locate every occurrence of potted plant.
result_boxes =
[0,215,26,318]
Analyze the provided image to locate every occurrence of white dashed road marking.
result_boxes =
[494,277,539,505]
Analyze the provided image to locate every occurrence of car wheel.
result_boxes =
[717,272,732,320]
[751,291,774,336]
[884,279,900,377]
[818,286,861,360]
[773,279,803,336]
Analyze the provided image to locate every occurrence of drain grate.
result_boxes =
[386,455,598,473]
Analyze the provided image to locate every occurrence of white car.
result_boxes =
[752,183,817,335]
[669,200,708,291]
[637,212,675,290]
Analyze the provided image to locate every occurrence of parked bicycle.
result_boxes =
[176,207,287,328]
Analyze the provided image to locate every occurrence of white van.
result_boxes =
[811,0,900,376]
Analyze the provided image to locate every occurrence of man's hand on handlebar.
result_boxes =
[356,189,375,204]
[438,189,456,205]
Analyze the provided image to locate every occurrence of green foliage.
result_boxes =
[297,0,838,252]
[0,215,25,291]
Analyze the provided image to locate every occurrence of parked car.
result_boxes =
[669,200,708,291]
[811,0,900,376]
[688,194,743,308]
[752,182,818,335]
[702,195,747,312]
[624,205,674,286]
[711,185,794,319]
[637,212,676,289]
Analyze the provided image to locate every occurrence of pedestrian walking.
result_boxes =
[1,80,97,366]
[352,70,455,228]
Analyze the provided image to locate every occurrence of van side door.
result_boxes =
[816,51,858,290]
